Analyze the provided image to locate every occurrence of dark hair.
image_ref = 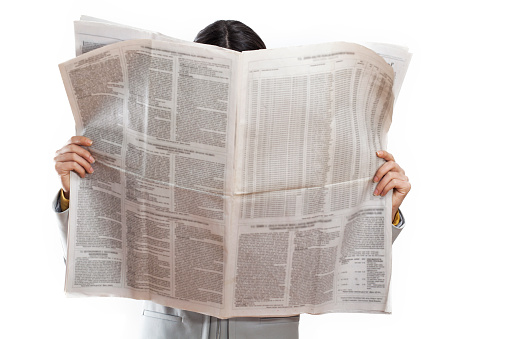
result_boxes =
[194,20,266,52]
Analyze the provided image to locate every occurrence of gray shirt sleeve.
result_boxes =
[52,191,70,263]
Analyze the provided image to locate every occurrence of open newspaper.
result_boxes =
[59,17,411,318]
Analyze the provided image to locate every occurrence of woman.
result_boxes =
[54,20,411,339]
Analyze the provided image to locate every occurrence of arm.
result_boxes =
[374,150,411,243]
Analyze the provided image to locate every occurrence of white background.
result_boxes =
[1,0,507,338]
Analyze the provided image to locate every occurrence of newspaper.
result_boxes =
[74,16,411,95]
[60,18,410,318]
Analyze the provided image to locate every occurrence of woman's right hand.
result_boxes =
[54,136,95,199]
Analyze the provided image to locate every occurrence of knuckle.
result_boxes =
[70,144,83,155]
[55,163,65,174]
[71,153,81,163]
[72,162,81,172]
[377,164,388,175]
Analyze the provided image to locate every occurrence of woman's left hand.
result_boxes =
[373,150,411,221]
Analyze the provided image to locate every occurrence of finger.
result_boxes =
[67,136,93,147]
[55,161,88,178]
[376,150,395,162]
[380,179,398,197]
[374,171,406,195]
[54,153,94,174]
[55,144,95,163]
[373,161,403,182]
[382,179,411,197]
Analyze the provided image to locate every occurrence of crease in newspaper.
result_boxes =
[233,176,377,197]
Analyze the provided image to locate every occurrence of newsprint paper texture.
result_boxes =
[60,20,408,318]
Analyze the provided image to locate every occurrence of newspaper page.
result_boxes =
[229,43,394,316]
[74,16,187,56]
[61,38,396,318]
[60,38,241,318]
[361,42,412,101]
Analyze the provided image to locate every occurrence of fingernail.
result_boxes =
[373,176,379,182]
[89,156,95,163]
[374,189,379,196]
[90,167,94,173]
[377,151,383,156]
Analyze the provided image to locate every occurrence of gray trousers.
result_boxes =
[141,302,299,339]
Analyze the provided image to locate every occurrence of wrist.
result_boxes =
[392,210,400,226]
[60,189,70,211]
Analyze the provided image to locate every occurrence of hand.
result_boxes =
[54,136,95,199]
[373,150,411,221]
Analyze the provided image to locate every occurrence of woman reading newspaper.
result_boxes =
[53,20,410,339]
